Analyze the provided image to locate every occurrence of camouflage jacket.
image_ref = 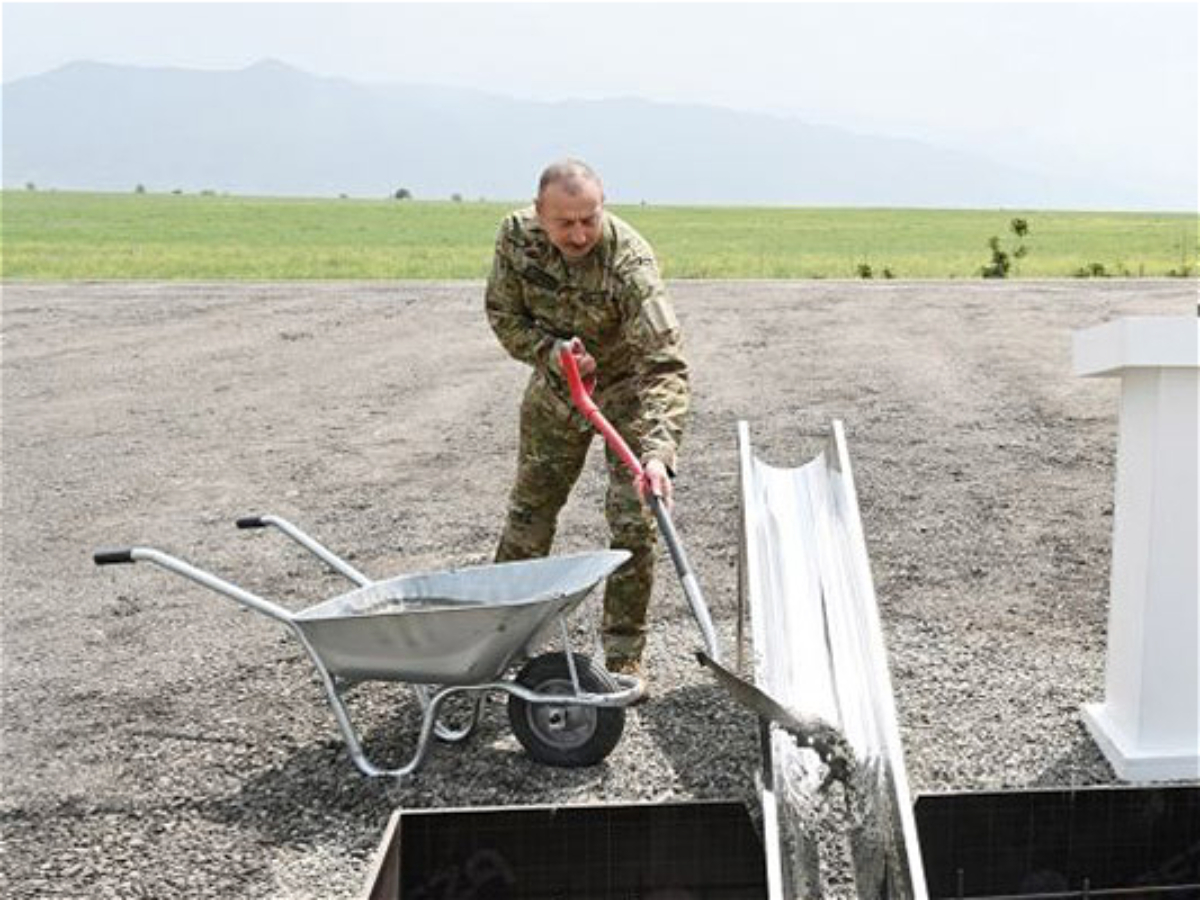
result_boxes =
[485,207,689,473]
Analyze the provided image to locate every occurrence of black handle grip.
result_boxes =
[236,516,267,529]
[94,548,134,565]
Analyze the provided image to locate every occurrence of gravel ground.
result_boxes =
[1,279,1193,898]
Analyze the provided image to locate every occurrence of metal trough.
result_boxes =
[739,420,927,898]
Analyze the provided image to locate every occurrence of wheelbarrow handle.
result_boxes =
[94,548,135,565]
[556,340,722,664]
[93,546,296,623]
[233,514,372,586]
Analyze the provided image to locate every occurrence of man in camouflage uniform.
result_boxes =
[486,159,689,679]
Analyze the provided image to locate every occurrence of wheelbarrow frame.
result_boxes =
[95,515,641,778]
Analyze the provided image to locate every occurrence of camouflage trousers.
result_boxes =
[495,375,656,664]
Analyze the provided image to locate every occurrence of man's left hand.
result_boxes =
[642,459,673,510]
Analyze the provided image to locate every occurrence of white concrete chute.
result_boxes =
[738,420,926,899]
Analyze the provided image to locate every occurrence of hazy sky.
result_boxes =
[3,1,1197,199]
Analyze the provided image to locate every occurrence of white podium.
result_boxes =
[1074,316,1200,782]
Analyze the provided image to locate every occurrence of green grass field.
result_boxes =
[2,190,1195,280]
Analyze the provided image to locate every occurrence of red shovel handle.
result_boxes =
[557,340,645,485]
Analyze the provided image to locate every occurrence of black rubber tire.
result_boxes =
[507,652,625,767]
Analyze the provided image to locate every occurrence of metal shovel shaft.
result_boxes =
[649,494,722,664]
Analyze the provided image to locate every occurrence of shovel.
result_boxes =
[556,338,854,784]
[556,338,721,663]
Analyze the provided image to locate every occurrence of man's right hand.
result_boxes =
[566,337,597,380]
[555,336,596,381]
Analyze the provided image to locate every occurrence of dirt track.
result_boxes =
[1,279,1192,897]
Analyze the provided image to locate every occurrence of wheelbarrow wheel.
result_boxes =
[508,652,624,767]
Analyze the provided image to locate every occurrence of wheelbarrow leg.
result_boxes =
[414,686,483,744]
[292,627,478,778]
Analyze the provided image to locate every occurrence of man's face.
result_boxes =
[536,180,604,261]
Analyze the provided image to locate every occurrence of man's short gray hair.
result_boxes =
[537,159,603,198]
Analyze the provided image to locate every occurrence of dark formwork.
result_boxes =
[363,800,768,900]
[916,785,1200,900]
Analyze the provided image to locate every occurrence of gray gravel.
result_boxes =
[2,279,1192,897]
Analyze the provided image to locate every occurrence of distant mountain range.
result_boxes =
[0,59,1178,209]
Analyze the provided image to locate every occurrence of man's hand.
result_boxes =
[567,337,596,380]
[642,459,673,510]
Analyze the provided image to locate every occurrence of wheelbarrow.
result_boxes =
[94,516,641,777]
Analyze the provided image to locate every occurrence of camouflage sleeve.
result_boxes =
[484,221,556,376]
[618,257,690,474]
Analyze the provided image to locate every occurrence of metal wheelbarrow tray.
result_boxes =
[95,515,641,778]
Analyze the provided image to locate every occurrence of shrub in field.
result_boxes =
[394,187,412,200]
[1074,262,1110,278]
[981,237,1011,278]
[981,217,1031,278]
[1167,231,1197,277]
[856,262,897,279]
